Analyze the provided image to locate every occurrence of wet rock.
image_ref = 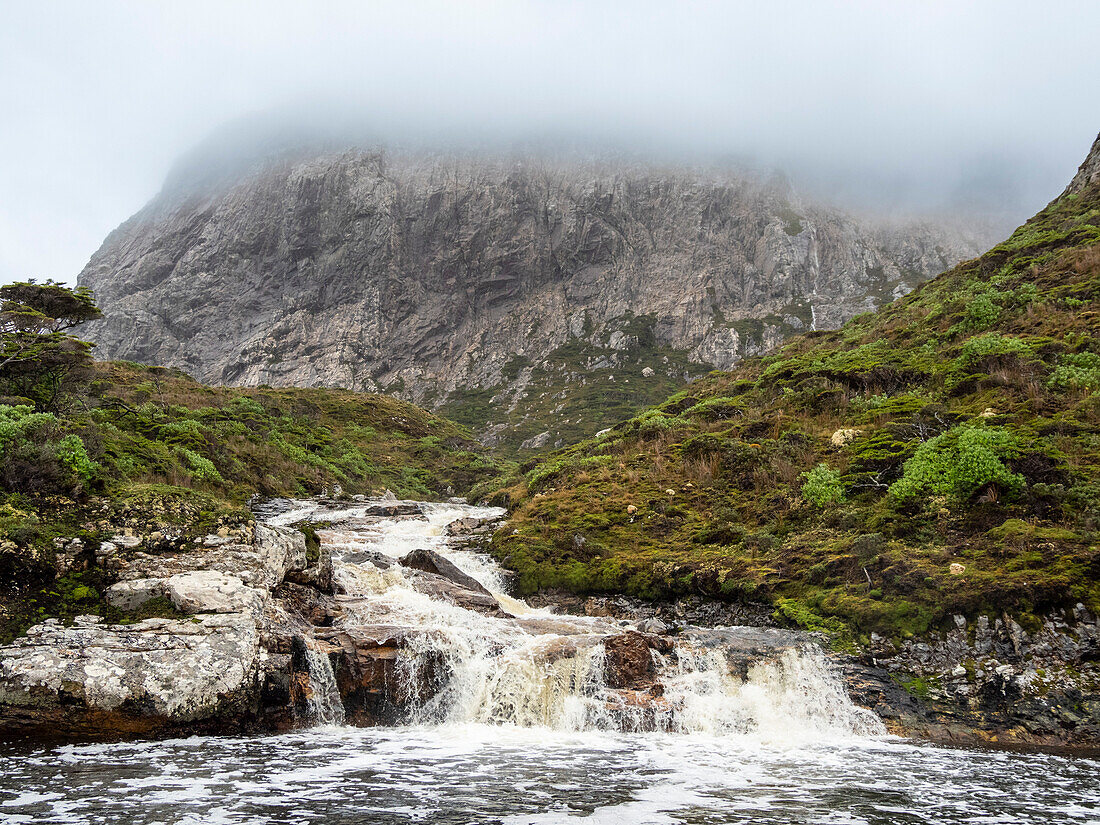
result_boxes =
[399,549,491,596]
[341,550,394,569]
[317,626,445,725]
[443,517,493,536]
[276,582,343,627]
[402,570,513,618]
[603,631,655,689]
[363,502,422,517]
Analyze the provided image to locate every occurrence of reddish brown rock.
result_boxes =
[603,631,656,689]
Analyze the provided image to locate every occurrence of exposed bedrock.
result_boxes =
[78,149,989,447]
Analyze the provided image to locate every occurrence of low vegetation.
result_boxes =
[488,176,1100,646]
[0,281,509,639]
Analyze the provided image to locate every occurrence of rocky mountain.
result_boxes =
[79,146,989,451]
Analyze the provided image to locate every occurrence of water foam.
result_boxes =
[274,499,883,740]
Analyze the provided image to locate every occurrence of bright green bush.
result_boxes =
[179,448,223,484]
[0,405,58,446]
[955,334,1033,369]
[964,294,1000,331]
[800,462,845,507]
[1047,351,1100,392]
[889,424,1024,504]
[55,435,98,483]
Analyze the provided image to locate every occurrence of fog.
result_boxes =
[2,0,1098,285]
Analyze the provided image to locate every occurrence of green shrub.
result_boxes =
[964,294,999,332]
[1047,351,1100,392]
[0,405,57,446]
[800,463,845,507]
[890,424,1024,504]
[55,435,98,483]
[179,448,223,484]
[955,334,1033,370]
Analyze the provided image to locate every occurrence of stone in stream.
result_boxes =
[443,516,493,536]
[399,548,492,596]
[363,502,422,517]
[602,631,657,689]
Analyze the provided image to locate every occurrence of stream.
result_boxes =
[0,499,1096,824]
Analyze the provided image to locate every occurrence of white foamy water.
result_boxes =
[271,499,881,738]
[1,726,1097,824]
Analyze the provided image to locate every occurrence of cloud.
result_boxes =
[1,0,1097,284]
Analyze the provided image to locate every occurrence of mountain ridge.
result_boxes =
[78,145,990,452]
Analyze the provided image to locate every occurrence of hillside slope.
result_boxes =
[77,145,987,452]
[0,361,505,642]
[491,133,1100,646]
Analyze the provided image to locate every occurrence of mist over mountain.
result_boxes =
[78,126,991,451]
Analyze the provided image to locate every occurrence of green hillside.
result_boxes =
[0,352,507,641]
[490,154,1100,645]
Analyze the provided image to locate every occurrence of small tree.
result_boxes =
[0,280,101,411]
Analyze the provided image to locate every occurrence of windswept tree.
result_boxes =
[0,280,102,410]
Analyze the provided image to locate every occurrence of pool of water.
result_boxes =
[2,725,1096,825]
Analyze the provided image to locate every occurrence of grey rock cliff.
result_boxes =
[79,148,988,449]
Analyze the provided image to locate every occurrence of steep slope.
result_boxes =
[78,147,987,452]
[487,133,1100,745]
[492,133,1100,640]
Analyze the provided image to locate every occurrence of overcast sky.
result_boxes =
[1,0,1098,286]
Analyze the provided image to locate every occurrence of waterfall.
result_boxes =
[273,500,884,741]
[302,646,345,726]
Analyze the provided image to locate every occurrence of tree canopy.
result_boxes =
[0,281,101,411]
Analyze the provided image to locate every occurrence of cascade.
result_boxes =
[302,645,345,726]
[268,501,883,740]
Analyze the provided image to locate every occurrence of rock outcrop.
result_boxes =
[78,146,989,450]
[0,521,329,739]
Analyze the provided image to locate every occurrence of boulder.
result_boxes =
[317,626,445,725]
[603,631,655,689]
[399,548,491,596]
[0,522,310,740]
[0,615,261,738]
[443,516,491,536]
[403,570,513,618]
[166,571,265,615]
[363,502,422,517]
[105,578,167,611]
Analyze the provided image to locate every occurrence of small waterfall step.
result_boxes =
[302,643,345,726]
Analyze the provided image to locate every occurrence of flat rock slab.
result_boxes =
[0,614,260,734]
[167,571,265,615]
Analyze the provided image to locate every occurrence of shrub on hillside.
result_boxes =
[890,424,1024,505]
[800,462,845,507]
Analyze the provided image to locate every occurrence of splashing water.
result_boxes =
[269,499,883,742]
[3,498,1096,824]
[301,646,345,727]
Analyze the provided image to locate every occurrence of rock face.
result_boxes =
[78,147,988,450]
[0,521,329,739]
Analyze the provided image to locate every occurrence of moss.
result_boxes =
[0,570,184,645]
[896,674,940,700]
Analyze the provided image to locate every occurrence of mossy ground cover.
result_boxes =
[489,179,1100,647]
